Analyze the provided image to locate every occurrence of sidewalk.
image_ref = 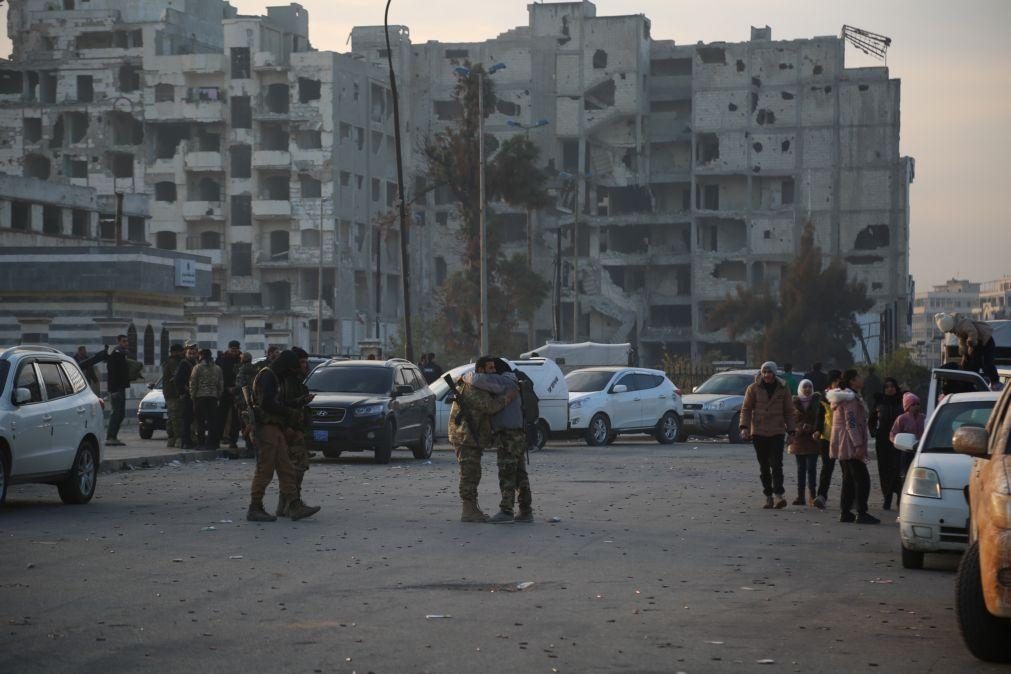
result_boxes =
[100,430,227,472]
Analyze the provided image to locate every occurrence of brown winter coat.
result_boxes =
[789,394,824,455]
[741,375,794,438]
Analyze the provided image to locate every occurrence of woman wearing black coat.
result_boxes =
[868,377,904,510]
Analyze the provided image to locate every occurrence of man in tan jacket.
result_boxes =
[741,361,795,509]
[190,348,224,449]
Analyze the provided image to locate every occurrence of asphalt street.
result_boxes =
[0,438,996,673]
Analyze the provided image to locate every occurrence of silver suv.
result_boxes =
[0,345,104,506]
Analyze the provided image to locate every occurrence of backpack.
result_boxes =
[127,358,144,382]
[515,370,540,426]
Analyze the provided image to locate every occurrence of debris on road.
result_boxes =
[549,517,562,523]
[516,582,535,590]
[425,614,453,619]
[229,555,244,560]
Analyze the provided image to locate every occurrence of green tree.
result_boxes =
[423,64,551,362]
[710,222,873,367]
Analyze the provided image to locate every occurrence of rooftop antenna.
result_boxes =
[841,25,891,60]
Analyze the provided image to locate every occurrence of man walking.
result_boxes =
[472,358,534,524]
[216,340,242,449]
[80,334,131,446]
[275,348,315,517]
[190,348,224,449]
[175,344,198,449]
[162,343,184,447]
[247,350,320,522]
[448,356,519,522]
[741,361,794,509]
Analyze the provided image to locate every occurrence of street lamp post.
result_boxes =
[506,118,549,349]
[315,196,328,354]
[559,170,590,342]
[455,63,505,356]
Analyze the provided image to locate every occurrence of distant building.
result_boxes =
[979,276,1011,321]
[909,278,979,368]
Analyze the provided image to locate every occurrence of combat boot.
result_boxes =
[275,495,291,518]
[489,510,514,524]
[287,499,321,521]
[246,501,277,522]
[461,500,489,523]
[514,508,534,523]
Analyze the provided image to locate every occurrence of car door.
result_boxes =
[635,373,668,427]
[35,361,79,472]
[8,360,53,476]
[394,367,420,441]
[608,372,642,430]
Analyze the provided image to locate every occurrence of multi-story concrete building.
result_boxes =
[0,1,913,364]
[978,276,1011,322]
[354,1,914,364]
[1,0,403,355]
[909,278,980,367]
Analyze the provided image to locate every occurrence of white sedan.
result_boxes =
[895,390,1000,569]
[566,367,683,446]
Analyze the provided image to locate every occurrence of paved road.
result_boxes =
[0,439,994,673]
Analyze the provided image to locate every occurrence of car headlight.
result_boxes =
[906,467,941,499]
[353,403,386,417]
[702,400,727,411]
[569,399,584,409]
[141,401,157,410]
[990,471,1011,530]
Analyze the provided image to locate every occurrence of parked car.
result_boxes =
[305,358,435,464]
[679,369,758,443]
[952,383,1011,662]
[925,367,991,418]
[137,377,166,439]
[566,367,683,446]
[894,391,999,569]
[431,357,569,451]
[0,345,103,506]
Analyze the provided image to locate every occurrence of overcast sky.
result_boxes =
[4,1,1009,290]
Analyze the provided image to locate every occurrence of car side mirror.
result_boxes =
[15,387,32,404]
[395,384,413,397]
[612,384,628,394]
[953,426,989,459]
[893,433,919,453]
[692,386,699,393]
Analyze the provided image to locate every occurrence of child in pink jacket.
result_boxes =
[890,392,925,491]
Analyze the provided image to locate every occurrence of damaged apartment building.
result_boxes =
[353,1,914,363]
[0,0,403,354]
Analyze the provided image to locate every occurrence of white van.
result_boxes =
[430,357,569,451]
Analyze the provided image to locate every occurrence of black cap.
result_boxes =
[228,340,241,349]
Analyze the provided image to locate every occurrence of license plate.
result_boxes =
[313,430,328,442]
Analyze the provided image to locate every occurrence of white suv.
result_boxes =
[566,367,683,446]
[0,345,104,506]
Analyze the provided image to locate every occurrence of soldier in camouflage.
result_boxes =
[161,343,184,448]
[448,355,519,523]
[274,347,315,517]
[472,358,534,523]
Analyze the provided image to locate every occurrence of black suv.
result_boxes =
[305,358,435,464]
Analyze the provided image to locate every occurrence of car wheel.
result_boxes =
[605,432,618,445]
[728,414,743,444]
[676,431,689,443]
[374,420,395,464]
[58,440,98,505]
[529,421,549,453]
[584,414,611,447]
[322,449,342,459]
[655,412,679,444]
[139,425,154,440]
[0,446,8,506]
[411,419,434,460]
[901,545,924,570]
[956,541,1011,662]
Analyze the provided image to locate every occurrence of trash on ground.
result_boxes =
[549,517,562,523]
[757,659,775,665]
[704,641,724,645]
[229,555,244,560]
[869,578,894,584]
[201,526,216,532]
[516,582,535,590]
[425,614,453,619]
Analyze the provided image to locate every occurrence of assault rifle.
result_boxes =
[443,373,481,442]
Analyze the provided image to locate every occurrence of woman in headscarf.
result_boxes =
[789,379,824,506]
[827,369,880,524]
[868,377,905,510]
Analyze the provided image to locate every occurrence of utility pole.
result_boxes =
[572,176,580,342]
[384,0,414,362]
[315,197,324,354]
[478,70,489,356]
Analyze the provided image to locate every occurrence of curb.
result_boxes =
[100,449,226,473]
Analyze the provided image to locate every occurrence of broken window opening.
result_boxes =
[264,83,290,114]
[696,133,719,164]
[230,145,251,178]
[649,305,692,328]
[298,77,321,103]
[813,64,824,75]
[192,176,221,202]
[299,174,322,198]
[697,47,726,65]
[781,178,795,205]
[696,184,720,210]
[593,49,608,69]
[127,216,145,242]
[11,201,32,230]
[371,178,381,202]
[495,99,520,117]
[75,75,94,103]
[756,109,776,125]
[155,181,177,202]
[118,65,141,93]
[781,91,795,100]
[231,96,252,129]
[230,194,252,227]
[260,174,290,201]
[42,205,62,235]
[23,154,51,180]
[295,129,322,150]
[154,83,174,102]
[108,111,143,146]
[650,58,691,76]
[152,123,188,159]
[72,209,90,237]
[192,126,220,152]
[269,230,290,260]
[854,224,890,250]
[63,156,88,178]
[231,47,250,79]
[231,243,252,276]
[584,79,616,110]
[698,218,747,253]
[0,70,23,95]
[199,231,221,249]
[40,71,57,104]
[712,260,746,282]
[259,123,288,151]
[76,32,114,50]
[23,117,42,143]
[155,231,177,250]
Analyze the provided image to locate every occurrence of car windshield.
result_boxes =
[920,400,995,454]
[694,374,752,395]
[306,367,393,395]
[566,370,615,393]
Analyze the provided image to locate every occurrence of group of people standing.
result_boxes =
[741,362,925,525]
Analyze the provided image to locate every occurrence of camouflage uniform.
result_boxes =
[495,428,532,514]
[249,367,300,509]
[280,371,311,484]
[161,354,183,447]
[448,376,512,509]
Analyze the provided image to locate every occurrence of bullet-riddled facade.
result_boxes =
[0,1,912,363]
